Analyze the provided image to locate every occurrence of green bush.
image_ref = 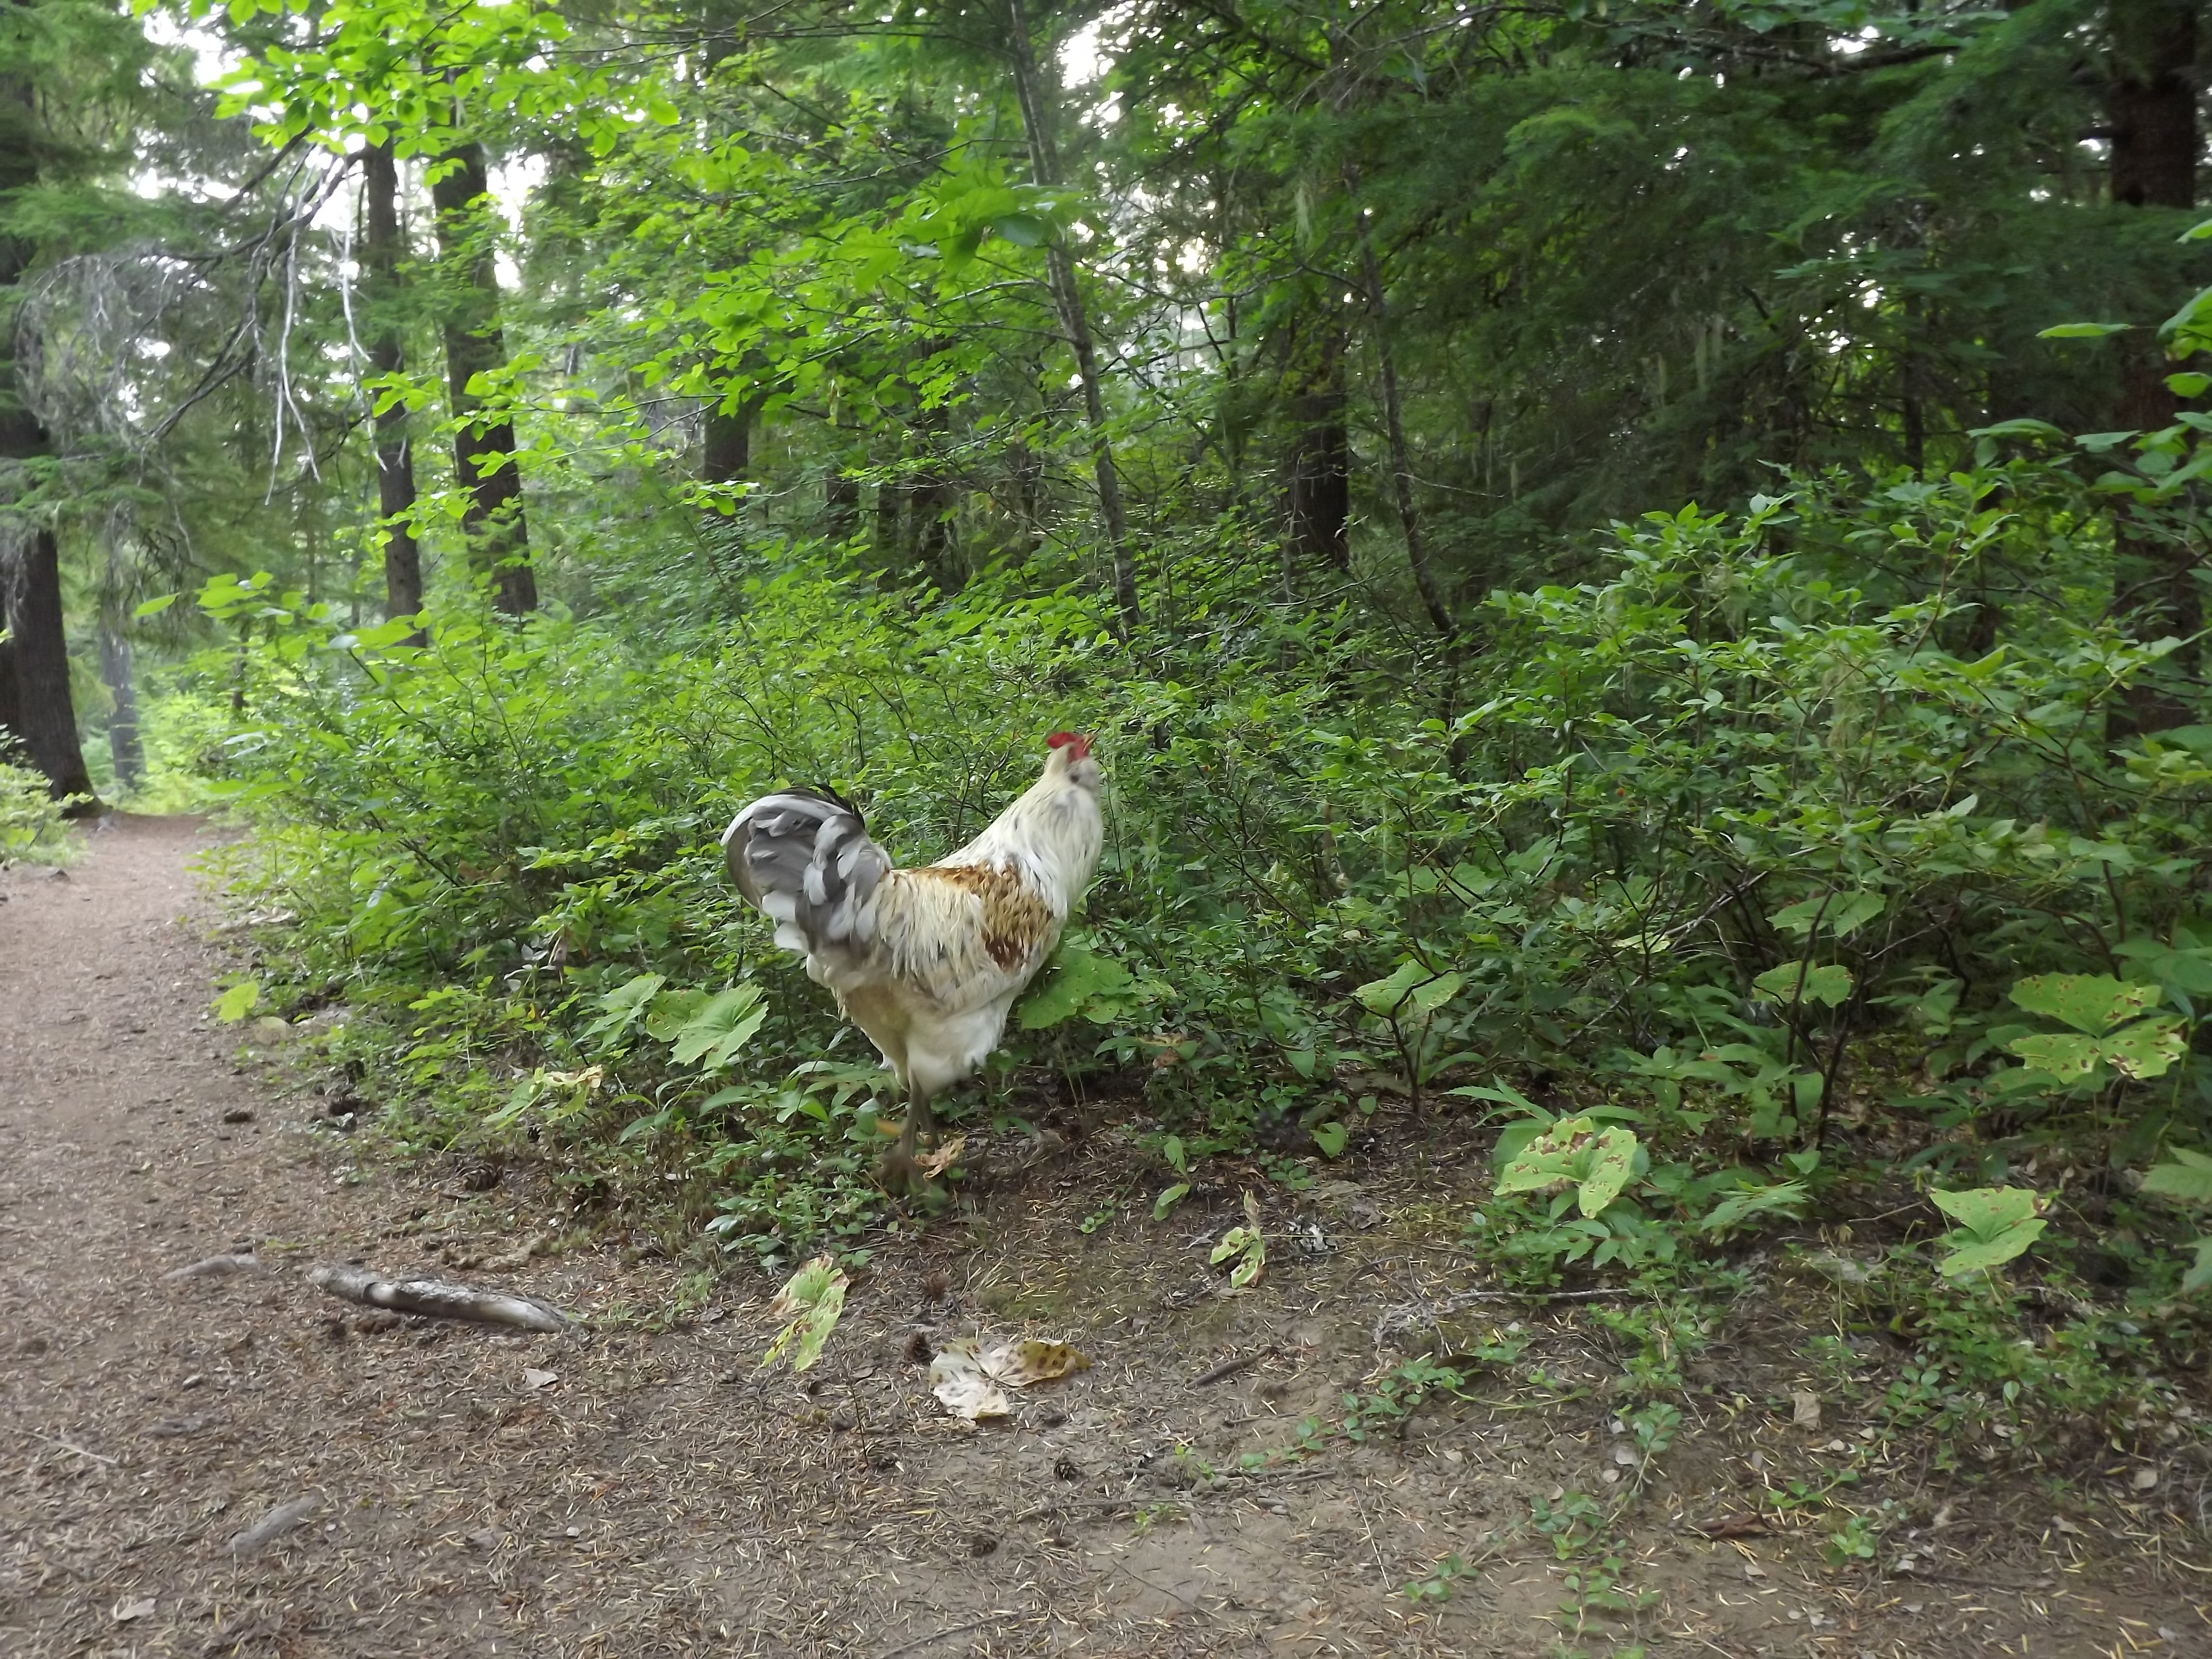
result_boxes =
[197,458,2208,1269]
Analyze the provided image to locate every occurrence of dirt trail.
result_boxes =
[3,817,2207,1658]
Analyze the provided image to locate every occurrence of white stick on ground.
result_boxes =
[307,1262,572,1333]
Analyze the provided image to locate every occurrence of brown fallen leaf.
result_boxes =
[1791,1389,1821,1430]
[917,1135,967,1179]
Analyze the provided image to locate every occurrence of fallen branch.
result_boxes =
[1193,1347,1273,1386]
[228,1494,319,1555]
[164,1253,268,1282]
[307,1262,571,1333]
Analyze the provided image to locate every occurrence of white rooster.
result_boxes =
[721,732,1104,1188]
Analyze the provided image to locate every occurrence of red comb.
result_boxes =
[1046,731,1091,758]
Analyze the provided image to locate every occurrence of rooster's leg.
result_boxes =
[883,1084,936,1194]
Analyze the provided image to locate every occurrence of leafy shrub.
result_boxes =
[0,759,74,864]
[193,456,2209,1272]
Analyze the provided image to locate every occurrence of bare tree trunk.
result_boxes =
[826,469,860,543]
[2108,0,2202,734]
[704,397,751,489]
[2,530,97,806]
[1287,321,1351,573]
[97,622,142,792]
[1356,235,1454,641]
[363,143,424,632]
[1,54,93,806]
[1006,0,1138,631]
[429,140,534,615]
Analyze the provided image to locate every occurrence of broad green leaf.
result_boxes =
[213,980,261,1022]
[1930,1185,2042,1239]
[2004,1031,2103,1082]
[1161,1134,1189,1175]
[2036,322,2130,339]
[2180,217,2212,242]
[1354,959,1429,1016]
[1699,1180,1808,1237]
[1312,1121,1349,1159]
[2185,1238,2212,1295]
[1575,1127,1639,1217]
[1403,970,1465,1019]
[2007,973,2159,1035]
[1939,1224,2046,1277]
[1752,962,1853,1007]
[2101,1015,2186,1080]
[669,984,768,1069]
[1969,418,2067,442]
[2141,1147,2212,1205]
[584,972,665,1048]
[132,592,178,618]
[2167,371,2212,398]
[1153,1181,1190,1221]
[1768,891,1884,938]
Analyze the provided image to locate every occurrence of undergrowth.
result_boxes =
[183,458,2212,1485]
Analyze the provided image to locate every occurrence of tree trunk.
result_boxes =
[2108,0,2202,734]
[0,57,93,806]
[703,397,751,488]
[1287,321,1351,573]
[97,622,142,792]
[1006,0,1139,632]
[362,143,424,632]
[826,469,860,543]
[1357,235,1455,642]
[2,529,96,806]
[429,140,534,615]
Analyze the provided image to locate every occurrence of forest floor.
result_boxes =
[3,816,2210,1658]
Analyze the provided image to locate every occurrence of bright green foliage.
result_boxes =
[1752,963,1854,1010]
[1497,1117,1644,1219]
[1929,1187,2047,1279]
[0,763,73,863]
[2005,973,2188,1085]
[1210,1193,1267,1290]
[212,979,260,1022]
[2141,1148,2212,1205]
[758,1253,848,1373]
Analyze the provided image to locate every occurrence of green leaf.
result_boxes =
[212,980,261,1022]
[1018,941,1142,1029]
[1153,1181,1191,1221]
[1161,1133,1189,1175]
[1355,961,1461,1019]
[1768,891,1884,938]
[1939,1224,2047,1277]
[2008,973,2159,1035]
[1312,1121,1349,1159]
[669,983,768,1069]
[2141,1148,2212,1205]
[1929,1186,2046,1277]
[759,1254,848,1372]
[2036,322,2130,339]
[2101,1015,2186,1080]
[2166,371,2212,398]
[2184,1238,2212,1295]
[1699,1180,1809,1238]
[989,212,1049,247]
[2180,217,2212,242]
[2003,1031,2103,1083]
[1576,1128,1638,1217]
[132,593,178,618]
[1968,418,2067,442]
[583,972,665,1049]
[1752,962,1853,1007]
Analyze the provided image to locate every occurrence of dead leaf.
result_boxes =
[522,1368,558,1391]
[930,1340,1011,1420]
[926,1333,1092,1420]
[986,1338,1090,1387]
[2130,1466,2160,1491]
[1790,1389,1821,1430]
[917,1136,966,1179]
[113,1598,155,1623]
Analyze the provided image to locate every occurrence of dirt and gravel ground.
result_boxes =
[5,814,2211,1658]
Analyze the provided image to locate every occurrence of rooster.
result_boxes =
[721,732,1104,1188]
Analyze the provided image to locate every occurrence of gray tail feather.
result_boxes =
[721,788,889,957]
